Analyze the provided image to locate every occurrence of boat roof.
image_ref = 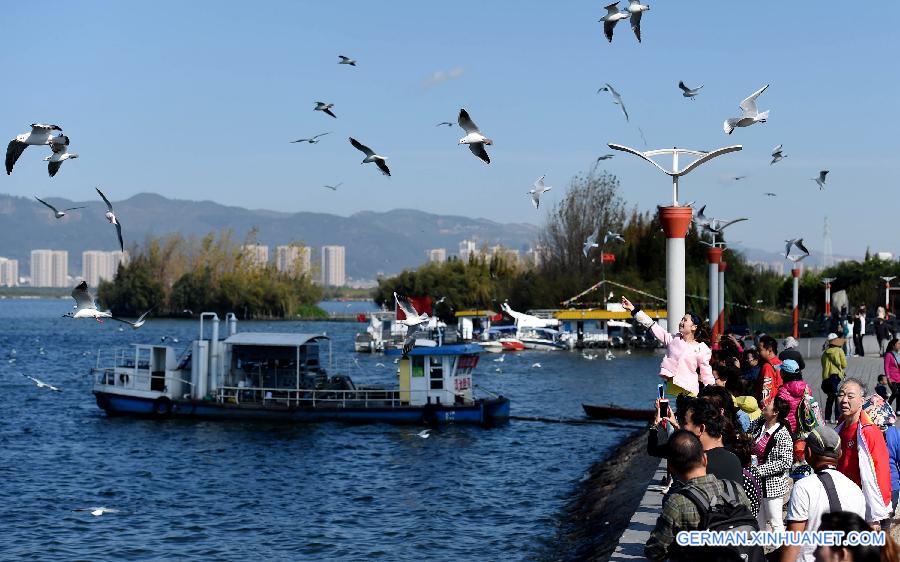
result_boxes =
[223,333,329,347]
[384,343,483,357]
[455,309,497,318]
[554,308,667,320]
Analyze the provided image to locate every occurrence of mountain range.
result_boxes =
[0,193,541,279]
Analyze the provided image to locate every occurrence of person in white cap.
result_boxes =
[778,336,805,370]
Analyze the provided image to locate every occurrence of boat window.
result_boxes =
[412,356,425,377]
[429,356,443,390]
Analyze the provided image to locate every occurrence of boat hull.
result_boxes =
[582,403,655,421]
[95,391,510,426]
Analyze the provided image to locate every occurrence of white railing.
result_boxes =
[216,386,460,409]
[92,367,192,394]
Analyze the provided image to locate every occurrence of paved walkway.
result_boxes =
[606,336,893,561]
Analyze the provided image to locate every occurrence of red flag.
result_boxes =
[490,311,503,322]
[601,252,616,264]
[396,296,433,320]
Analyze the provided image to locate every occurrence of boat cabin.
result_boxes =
[93,344,186,399]
[390,344,481,406]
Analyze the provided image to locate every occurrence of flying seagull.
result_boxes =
[678,81,703,99]
[64,281,112,323]
[291,132,331,144]
[604,231,625,244]
[785,238,810,261]
[21,373,61,392]
[723,84,769,134]
[436,121,454,127]
[45,135,78,177]
[527,175,552,209]
[349,137,391,176]
[314,102,337,118]
[338,55,357,66]
[596,154,614,161]
[770,144,786,165]
[96,187,124,252]
[764,192,777,197]
[731,175,747,181]
[583,227,600,257]
[394,292,430,328]
[6,123,62,175]
[34,196,85,219]
[323,183,342,191]
[416,429,431,439]
[811,170,829,190]
[598,83,629,122]
[693,205,712,228]
[627,0,650,42]
[110,308,153,329]
[599,2,629,42]
[702,217,748,235]
[457,108,492,165]
[73,507,119,517]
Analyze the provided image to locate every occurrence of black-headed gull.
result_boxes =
[291,132,331,144]
[6,123,62,175]
[457,108,492,164]
[604,231,625,244]
[627,0,650,42]
[528,176,552,209]
[394,292,429,328]
[34,196,85,219]
[531,363,542,368]
[21,373,61,392]
[436,121,454,127]
[74,507,120,517]
[314,102,337,118]
[784,238,810,261]
[349,138,391,176]
[110,308,154,329]
[678,81,702,99]
[702,217,748,236]
[323,183,342,191]
[96,187,124,252]
[599,2,629,42]
[596,154,614,161]
[583,228,600,257]
[45,135,78,177]
[416,429,431,439]
[693,205,712,229]
[770,144,786,165]
[64,281,112,323]
[598,84,629,122]
[338,55,357,66]
[811,170,829,190]
[764,192,777,197]
[724,85,769,134]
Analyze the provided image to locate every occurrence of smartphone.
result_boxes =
[657,383,669,418]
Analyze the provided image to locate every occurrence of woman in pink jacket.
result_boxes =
[884,337,900,411]
[621,296,713,396]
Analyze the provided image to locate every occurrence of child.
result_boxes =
[876,374,890,401]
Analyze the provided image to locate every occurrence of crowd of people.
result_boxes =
[620,296,900,562]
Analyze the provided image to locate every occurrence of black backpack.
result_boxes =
[669,479,765,562]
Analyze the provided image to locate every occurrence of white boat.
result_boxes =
[500,303,573,351]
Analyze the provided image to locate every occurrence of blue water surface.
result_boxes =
[0,300,660,561]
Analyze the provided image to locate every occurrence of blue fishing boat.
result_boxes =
[91,312,509,425]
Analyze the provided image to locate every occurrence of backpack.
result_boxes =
[863,393,896,432]
[795,387,824,436]
[669,479,765,562]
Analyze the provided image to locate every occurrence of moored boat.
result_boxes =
[91,312,509,425]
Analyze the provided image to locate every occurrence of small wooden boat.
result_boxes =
[582,403,655,421]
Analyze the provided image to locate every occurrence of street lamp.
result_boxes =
[882,276,896,313]
[609,143,742,328]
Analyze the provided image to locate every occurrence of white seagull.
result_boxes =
[314,102,337,118]
[604,231,625,244]
[338,55,357,66]
[34,196,85,219]
[678,81,703,99]
[6,123,62,175]
[605,350,616,360]
[811,170,829,190]
[64,281,112,323]
[73,507,120,517]
[349,137,391,176]
[596,154,615,161]
[770,144,786,165]
[291,132,331,144]
[416,429,431,439]
[598,84,629,122]
[702,217,748,236]
[110,308,154,330]
[21,373,61,392]
[394,292,430,328]
[323,183,342,191]
[528,175,552,209]
[583,227,600,257]
[45,135,78,177]
[493,355,505,363]
[784,238,811,261]
[723,84,769,134]
[599,2,629,42]
[693,205,712,229]
[627,0,650,42]
[96,187,124,252]
[531,363,542,368]
[436,121,454,127]
[457,108,492,164]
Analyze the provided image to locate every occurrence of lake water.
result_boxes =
[0,300,662,561]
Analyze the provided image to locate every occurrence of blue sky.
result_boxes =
[2,1,898,259]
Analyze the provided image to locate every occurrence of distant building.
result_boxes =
[426,248,447,263]
[490,245,519,263]
[82,250,129,287]
[525,246,546,268]
[31,249,68,287]
[242,244,269,267]
[275,245,312,277]
[321,245,346,286]
[0,257,19,287]
[747,260,784,276]
[458,239,478,262]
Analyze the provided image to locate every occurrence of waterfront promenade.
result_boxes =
[607,334,896,561]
